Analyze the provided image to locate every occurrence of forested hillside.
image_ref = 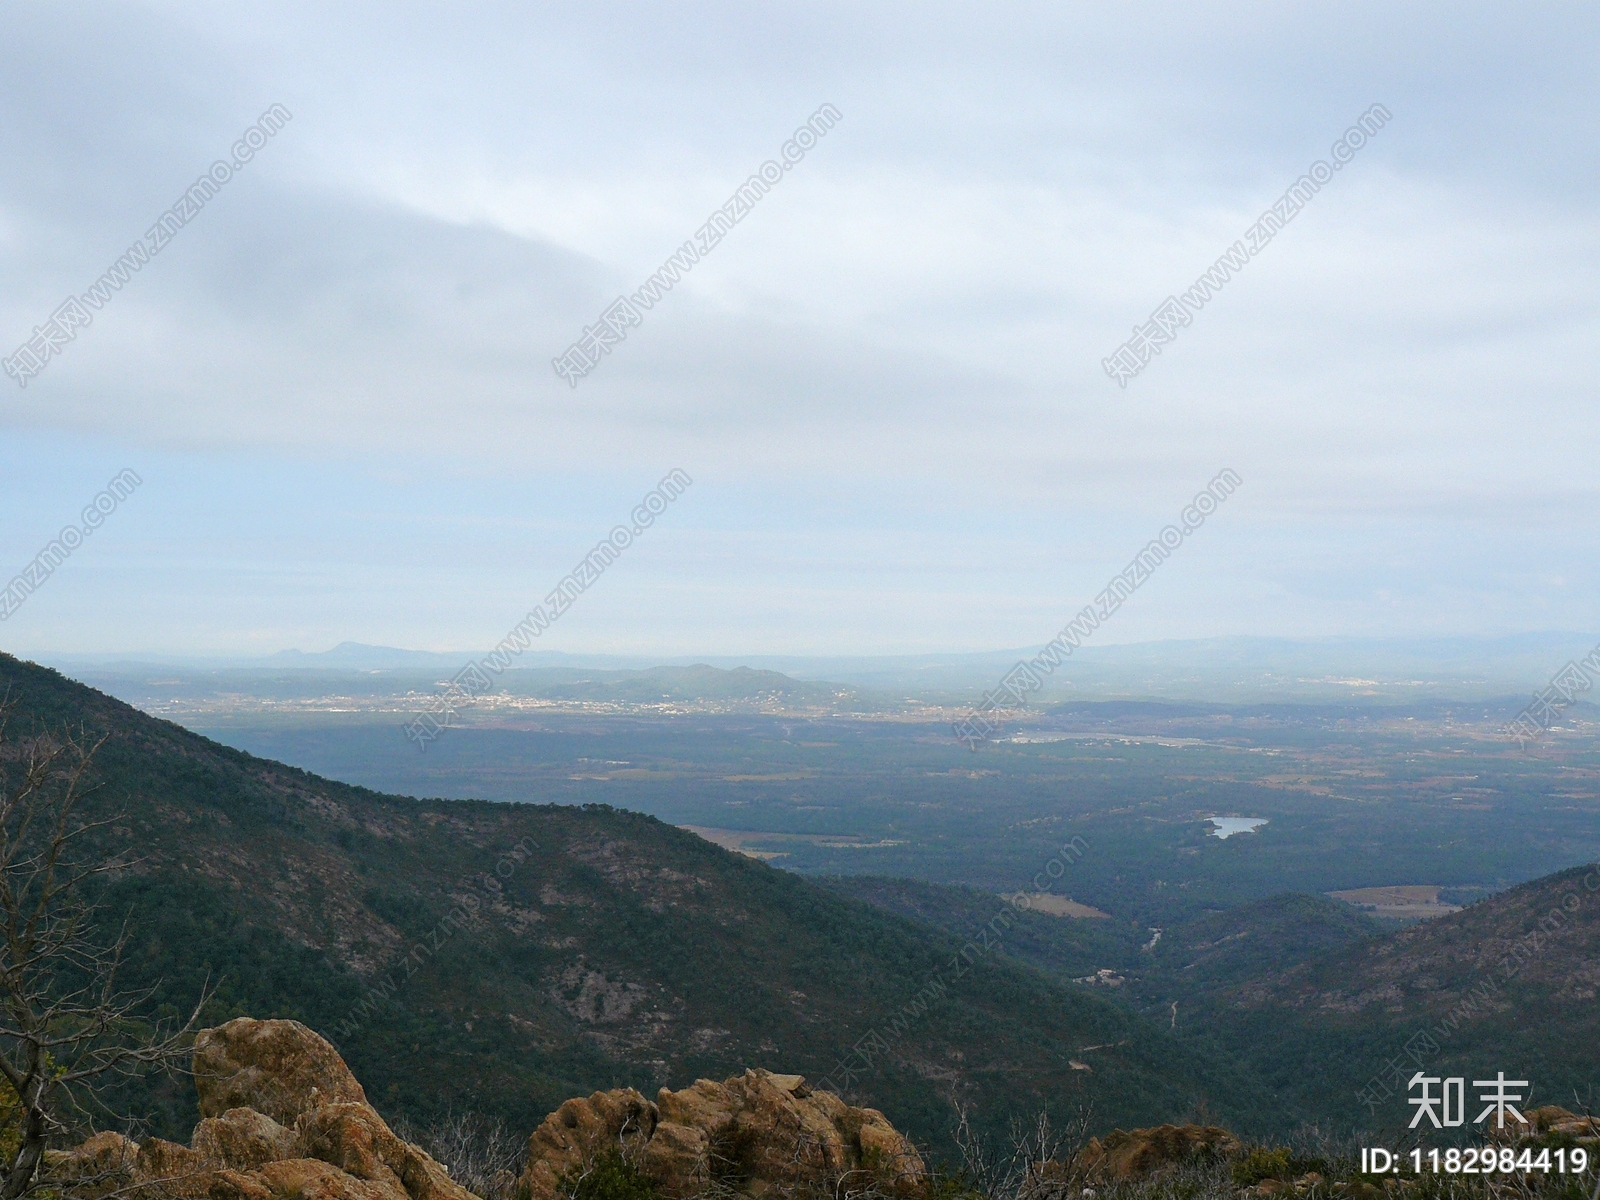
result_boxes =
[835,872,1600,1134]
[0,653,1274,1153]
[1195,865,1600,1128]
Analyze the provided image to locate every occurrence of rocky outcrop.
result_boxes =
[192,1108,300,1171]
[48,1018,925,1200]
[1527,1105,1600,1140]
[522,1088,660,1198]
[1485,1104,1600,1145]
[518,1068,925,1200]
[194,1016,369,1126]
[1068,1123,1242,1182]
[47,1018,476,1200]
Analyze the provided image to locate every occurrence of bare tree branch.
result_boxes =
[0,696,209,1199]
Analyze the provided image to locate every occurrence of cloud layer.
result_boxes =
[2,1,1596,654]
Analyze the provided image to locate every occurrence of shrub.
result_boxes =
[1232,1147,1293,1186]
[559,1151,659,1200]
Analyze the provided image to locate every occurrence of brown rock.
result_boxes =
[52,1015,483,1200]
[520,1088,659,1200]
[858,1116,924,1181]
[1072,1124,1242,1182]
[258,1158,409,1200]
[296,1103,411,1195]
[395,1144,477,1200]
[195,1018,367,1126]
[198,1168,277,1200]
[135,1138,215,1196]
[655,1079,732,1142]
[1522,1105,1600,1140]
[519,1069,924,1200]
[47,1132,271,1200]
[639,1121,710,1194]
[295,1100,477,1200]
[44,1130,139,1195]
[195,1108,299,1171]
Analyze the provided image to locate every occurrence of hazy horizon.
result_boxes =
[31,630,1600,711]
[31,629,1600,665]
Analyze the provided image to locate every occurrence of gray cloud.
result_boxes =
[1,0,1596,655]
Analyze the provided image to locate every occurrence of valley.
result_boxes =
[3,653,1595,1156]
[161,688,1600,929]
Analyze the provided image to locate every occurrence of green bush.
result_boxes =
[559,1152,659,1200]
[1229,1144,1333,1186]
[1232,1147,1293,1186]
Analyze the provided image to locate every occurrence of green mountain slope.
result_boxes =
[0,653,1276,1153]
[829,870,1600,1133]
[817,875,1149,981]
[821,880,1385,1001]
[1144,893,1385,997]
[1193,865,1600,1129]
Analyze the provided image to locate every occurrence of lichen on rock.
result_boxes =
[47,1018,474,1200]
[46,1018,924,1200]
[194,1017,369,1127]
[517,1068,925,1200]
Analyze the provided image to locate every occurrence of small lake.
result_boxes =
[1207,816,1268,839]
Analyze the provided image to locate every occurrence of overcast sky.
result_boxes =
[2,2,1596,657]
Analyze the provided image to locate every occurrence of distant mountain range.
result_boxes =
[42,632,1600,703]
[43,659,874,717]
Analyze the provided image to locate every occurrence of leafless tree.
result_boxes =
[950,1097,1096,1200]
[392,1109,524,1200]
[0,697,206,1199]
